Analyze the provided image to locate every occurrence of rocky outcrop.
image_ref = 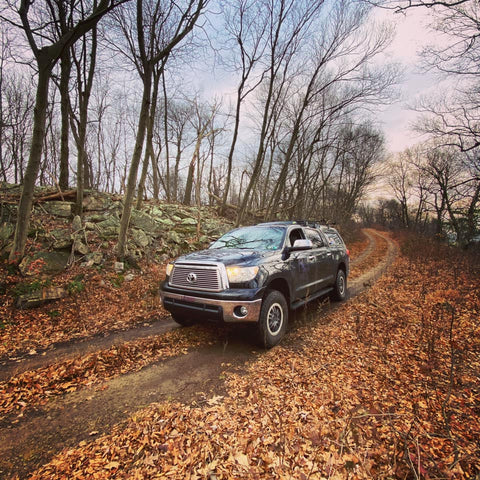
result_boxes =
[1,184,234,266]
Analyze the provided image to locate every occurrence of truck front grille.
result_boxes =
[170,264,223,292]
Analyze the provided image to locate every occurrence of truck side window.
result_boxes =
[305,228,324,248]
[288,228,305,246]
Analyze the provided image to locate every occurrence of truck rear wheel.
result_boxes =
[331,268,347,301]
[257,290,288,348]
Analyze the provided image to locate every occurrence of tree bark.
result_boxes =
[10,63,51,260]
[136,68,160,209]
[59,45,71,190]
[117,72,152,258]
[183,136,202,206]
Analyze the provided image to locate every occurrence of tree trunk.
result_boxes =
[220,89,242,215]
[235,88,271,225]
[10,64,51,260]
[162,71,170,202]
[75,107,89,216]
[59,52,71,190]
[183,136,201,206]
[117,73,152,258]
[136,69,160,209]
[173,140,182,202]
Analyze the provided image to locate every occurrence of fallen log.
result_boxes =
[34,189,77,202]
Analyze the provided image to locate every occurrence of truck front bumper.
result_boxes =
[160,290,262,323]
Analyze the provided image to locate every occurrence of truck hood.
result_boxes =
[175,248,277,267]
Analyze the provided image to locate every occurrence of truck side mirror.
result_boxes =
[289,239,313,252]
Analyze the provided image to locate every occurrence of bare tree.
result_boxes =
[69,4,99,215]
[236,0,326,225]
[111,0,208,258]
[375,1,480,155]
[264,0,396,219]
[183,98,221,205]
[1,0,129,260]
[161,98,196,201]
[218,0,269,215]
[136,66,161,209]
[0,71,35,184]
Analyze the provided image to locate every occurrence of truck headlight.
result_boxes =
[226,265,259,283]
[166,263,174,276]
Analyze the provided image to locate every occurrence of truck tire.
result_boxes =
[171,314,195,327]
[331,268,347,301]
[257,290,288,348]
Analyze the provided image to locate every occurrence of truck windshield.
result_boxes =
[210,226,285,250]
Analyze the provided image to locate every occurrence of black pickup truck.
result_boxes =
[160,221,349,347]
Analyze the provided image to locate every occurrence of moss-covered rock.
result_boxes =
[19,251,70,275]
[43,201,73,217]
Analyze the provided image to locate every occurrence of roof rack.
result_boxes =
[294,220,327,228]
[257,220,337,229]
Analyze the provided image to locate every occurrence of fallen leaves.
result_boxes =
[26,232,479,479]
[0,262,169,358]
[0,326,216,419]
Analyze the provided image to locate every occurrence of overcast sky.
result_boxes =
[194,6,446,156]
[374,7,444,153]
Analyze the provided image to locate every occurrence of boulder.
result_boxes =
[0,223,14,248]
[19,251,70,275]
[43,201,73,217]
[82,251,103,267]
[51,229,73,250]
[73,237,89,255]
[181,217,197,226]
[148,206,164,218]
[130,209,159,234]
[82,193,112,211]
[95,216,120,239]
[72,215,83,232]
[132,229,150,248]
[198,235,209,244]
[166,231,182,244]
[85,213,109,223]
[158,218,175,227]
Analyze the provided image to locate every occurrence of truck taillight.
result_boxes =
[346,249,350,257]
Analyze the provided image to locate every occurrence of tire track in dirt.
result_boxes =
[349,229,376,267]
[0,318,178,382]
[0,230,397,480]
[349,230,398,297]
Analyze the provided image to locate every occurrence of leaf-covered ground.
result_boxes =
[0,262,170,358]
[18,233,479,479]
[0,326,217,419]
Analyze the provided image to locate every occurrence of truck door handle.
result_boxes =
[308,255,315,261]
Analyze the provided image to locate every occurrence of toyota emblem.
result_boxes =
[186,272,197,284]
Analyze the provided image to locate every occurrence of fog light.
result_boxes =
[234,305,249,318]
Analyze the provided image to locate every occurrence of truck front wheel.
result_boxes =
[257,290,288,348]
